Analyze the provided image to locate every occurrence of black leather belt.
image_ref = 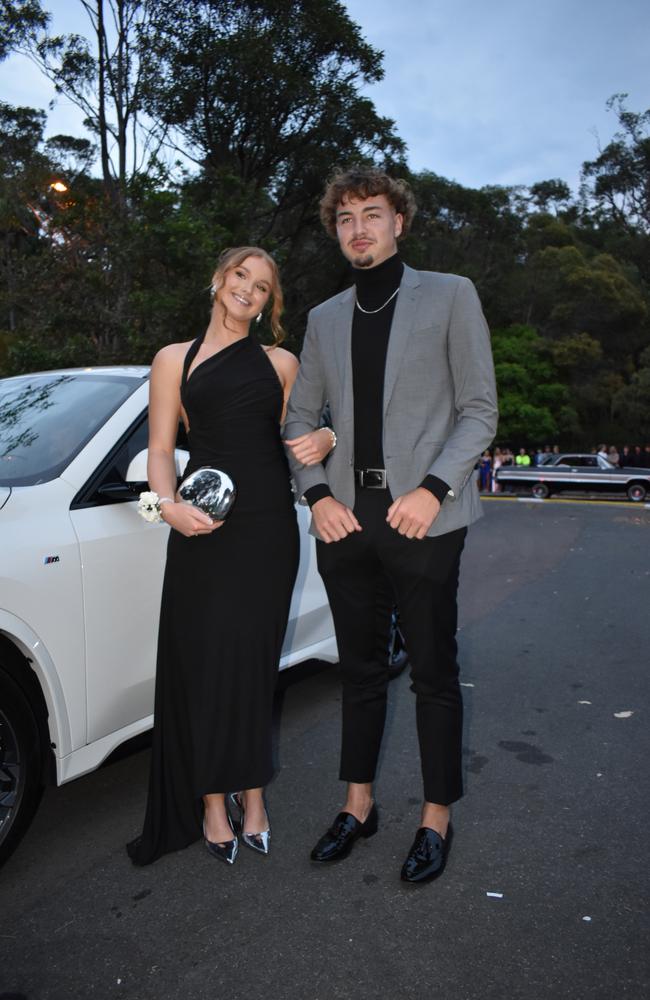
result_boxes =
[354,467,387,489]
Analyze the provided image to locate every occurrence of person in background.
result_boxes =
[491,447,503,492]
[619,445,633,467]
[478,450,492,491]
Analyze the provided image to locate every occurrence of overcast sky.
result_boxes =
[1,0,648,192]
[344,0,650,190]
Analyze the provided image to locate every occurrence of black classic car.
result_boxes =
[495,453,650,502]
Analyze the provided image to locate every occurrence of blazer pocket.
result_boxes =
[412,322,443,337]
[418,437,445,447]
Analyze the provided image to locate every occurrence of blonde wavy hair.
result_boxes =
[210,246,285,345]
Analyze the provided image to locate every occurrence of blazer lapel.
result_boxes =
[332,287,355,427]
[383,265,421,414]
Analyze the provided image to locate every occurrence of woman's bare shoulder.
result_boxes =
[153,339,194,361]
[152,340,194,371]
[264,345,299,374]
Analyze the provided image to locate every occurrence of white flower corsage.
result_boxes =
[137,491,164,523]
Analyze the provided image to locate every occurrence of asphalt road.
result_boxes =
[1,500,649,1000]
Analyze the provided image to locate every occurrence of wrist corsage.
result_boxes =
[137,491,173,523]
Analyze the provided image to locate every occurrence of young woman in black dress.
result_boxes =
[128,248,333,866]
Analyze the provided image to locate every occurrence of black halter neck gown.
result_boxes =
[127,333,299,865]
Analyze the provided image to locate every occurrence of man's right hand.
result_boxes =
[311,496,362,543]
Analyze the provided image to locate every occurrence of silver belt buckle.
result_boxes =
[362,468,387,489]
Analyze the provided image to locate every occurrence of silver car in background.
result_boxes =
[495,452,650,501]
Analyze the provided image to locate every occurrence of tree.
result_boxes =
[0,101,51,335]
[582,94,650,236]
[549,331,602,379]
[0,0,48,61]
[139,1,404,235]
[1,0,156,205]
[491,324,577,444]
[403,171,524,328]
[613,345,650,440]
[1,1,177,361]
[528,179,572,215]
[523,245,647,355]
[1,1,409,367]
[139,0,407,341]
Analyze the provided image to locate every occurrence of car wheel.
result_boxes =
[387,609,409,680]
[531,482,550,499]
[627,483,647,502]
[0,671,44,867]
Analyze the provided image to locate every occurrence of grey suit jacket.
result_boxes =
[284,264,498,538]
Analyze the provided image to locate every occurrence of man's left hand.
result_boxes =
[386,488,441,539]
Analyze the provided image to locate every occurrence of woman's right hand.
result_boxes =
[285,427,335,466]
[161,502,222,537]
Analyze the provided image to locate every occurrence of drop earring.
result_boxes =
[256,313,262,323]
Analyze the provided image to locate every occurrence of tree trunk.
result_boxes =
[95,0,114,198]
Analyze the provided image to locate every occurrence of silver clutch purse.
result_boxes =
[178,466,237,520]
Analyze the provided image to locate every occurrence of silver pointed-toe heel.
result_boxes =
[243,826,271,855]
[229,792,271,856]
[203,808,238,865]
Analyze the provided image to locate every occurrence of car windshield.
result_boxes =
[0,372,143,486]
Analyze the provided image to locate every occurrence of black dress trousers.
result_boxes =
[316,488,466,806]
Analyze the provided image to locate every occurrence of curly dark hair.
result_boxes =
[319,166,417,239]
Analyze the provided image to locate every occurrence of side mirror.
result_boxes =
[125,447,190,485]
[125,448,148,484]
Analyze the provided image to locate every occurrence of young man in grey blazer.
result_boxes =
[284,167,498,883]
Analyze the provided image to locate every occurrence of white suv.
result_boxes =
[0,368,338,864]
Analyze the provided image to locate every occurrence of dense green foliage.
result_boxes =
[1,2,649,447]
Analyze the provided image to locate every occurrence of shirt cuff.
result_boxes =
[419,474,451,504]
[303,484,334,508]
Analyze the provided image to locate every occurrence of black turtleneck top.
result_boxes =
[305,253,449,508]
[353,252,404,470]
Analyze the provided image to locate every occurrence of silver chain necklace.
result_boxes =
[355,286,400,315]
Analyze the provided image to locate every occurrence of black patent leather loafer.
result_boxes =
[400,823,453,883]
[310,804,378,863]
